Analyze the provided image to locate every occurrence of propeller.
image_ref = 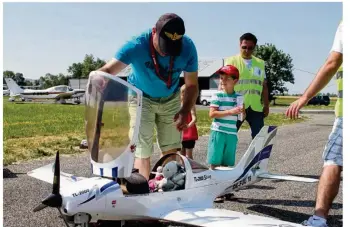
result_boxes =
[33,151,71,227]
[33,151,62,212]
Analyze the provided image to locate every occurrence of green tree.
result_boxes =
[24,79,34,86]
[3,71,26,86]
[15,73,25,86]
[254,43,295,98]
[3,70,16,79]
[38,73,67,88]
[67,54,106,79]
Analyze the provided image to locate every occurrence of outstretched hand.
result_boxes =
[285,97,308,119]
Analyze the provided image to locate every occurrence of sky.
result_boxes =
[3,2,342,94]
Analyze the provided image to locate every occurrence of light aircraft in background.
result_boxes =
[4,78,85,104]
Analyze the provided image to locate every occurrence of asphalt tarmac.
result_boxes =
[3,114,342,227]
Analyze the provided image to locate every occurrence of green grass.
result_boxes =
[272,96,336,110]
[3,101,87,165]
[3,100,307,165]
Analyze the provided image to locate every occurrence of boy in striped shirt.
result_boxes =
[207,65,244,170]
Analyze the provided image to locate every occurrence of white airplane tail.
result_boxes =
[235,126,276,173]
[235,126,318,183]
[4,78,24,95]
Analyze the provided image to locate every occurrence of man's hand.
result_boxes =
[263,105,269,118]
[174,110,188,131]
[285,96,308,119]
[92,74,108,90]
[286,51,342,120]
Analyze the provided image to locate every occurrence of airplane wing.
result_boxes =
[27,162,86,186]
[160,207,303,227]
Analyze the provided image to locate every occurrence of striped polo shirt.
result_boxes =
[210,91,241,135]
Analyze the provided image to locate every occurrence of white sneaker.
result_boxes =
[301,216,328,227]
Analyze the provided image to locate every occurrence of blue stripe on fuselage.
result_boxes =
[234,144,273,183]
[100,181,118,193]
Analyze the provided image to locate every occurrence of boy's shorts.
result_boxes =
[128,91,181,159]
[207,130,238,166]
[323,117,343,167]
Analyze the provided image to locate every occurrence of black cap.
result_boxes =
[156,13,185,56]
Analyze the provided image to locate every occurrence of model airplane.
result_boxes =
[4,78,85,104]
[27,71,318,227]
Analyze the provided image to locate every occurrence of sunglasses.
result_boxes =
[241,46,255,51]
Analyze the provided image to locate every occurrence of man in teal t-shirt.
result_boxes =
[98,13,199,180]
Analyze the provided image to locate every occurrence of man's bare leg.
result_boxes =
[134,157,151,180]
[314,165,342,218]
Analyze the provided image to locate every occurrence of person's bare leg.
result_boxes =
[179,147,186,156]
[210,164,219,170]
[314,165,342,218]
[134,157,151,180]
[186,148,193,159]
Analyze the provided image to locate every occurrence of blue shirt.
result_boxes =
[115,29,198,98]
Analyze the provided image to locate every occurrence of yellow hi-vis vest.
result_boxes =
[335,64,342,117]
[224,54,265,112]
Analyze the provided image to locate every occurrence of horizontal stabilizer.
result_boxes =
[258,173,318,183]
[27,163,85,186]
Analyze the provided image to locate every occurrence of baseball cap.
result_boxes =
[156,13,185,56]
[216,65,240,79]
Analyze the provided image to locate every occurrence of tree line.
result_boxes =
[3,54,106,89]
[3,44,296,96]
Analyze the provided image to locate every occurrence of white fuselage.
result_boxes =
[60,166,262,223]
[18,88,85,100]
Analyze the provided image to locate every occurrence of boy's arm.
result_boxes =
[209,93,229,118]
[209,107,235,118]
[209,93,241,118]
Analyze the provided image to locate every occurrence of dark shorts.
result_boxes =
[236,107,264,139]
[182,140,196,149]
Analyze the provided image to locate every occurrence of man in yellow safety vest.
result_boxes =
[286,20,343,227]
[225,33,270,139]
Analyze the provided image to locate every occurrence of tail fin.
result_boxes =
[235,126,277,173]
[235,126,318,184]
[4,78,24,95]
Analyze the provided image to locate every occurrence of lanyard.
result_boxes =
[149,33,174,89]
